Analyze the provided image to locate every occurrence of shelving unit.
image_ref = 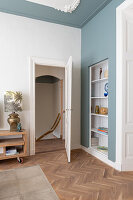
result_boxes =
[89,59,108,157]
[91,97,108,99]
[91,78,108,83]
[0,130,27,163]
[91,113,108,117]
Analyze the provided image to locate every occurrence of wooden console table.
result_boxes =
[0,130,27,163]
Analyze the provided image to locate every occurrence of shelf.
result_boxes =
[91,113,108,118]
[91,128,108,137]
[0,130,26,136]
[0,151,25,160]
[91,78,108,83]
[90,60,109,163]
[0,153,5,158]
[91,146,108,157]
[0,138,24,148]
[91,97,108,99]
[0,130,27,161]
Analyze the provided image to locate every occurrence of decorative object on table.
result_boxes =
[99,68,102,79]
[95,105,99,114]
[4,91,23,132]
[7,113,20,132]
[99,107,108,115]
[17,123,22,132]
[104,82,108,97]
[104,69,108,78]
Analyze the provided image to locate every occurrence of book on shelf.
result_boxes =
[0,147,4,154]
[91,137,99,146]
[97,127,108,135]
[6,147,18,156]
[97,146,108,152]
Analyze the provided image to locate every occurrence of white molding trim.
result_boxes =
[117,0,133,10]
[81,146,122,171]
[116,2,123,170]
[29,56,65,155]
[26,0,80,13]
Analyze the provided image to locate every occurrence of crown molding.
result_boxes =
[26,0,80,13]
[80,0,112,27]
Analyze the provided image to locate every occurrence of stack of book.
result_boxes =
[0,147,4,155]
[97,127,108,135]
[97,146,108,152]
[91,137,99,146]
[6,147,18,156]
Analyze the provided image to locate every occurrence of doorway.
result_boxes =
[35,65,65,154]
[29,56,72,162]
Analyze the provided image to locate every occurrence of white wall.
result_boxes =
[0,12,81,150]
[35,65,65,80]
[35,83,54,139]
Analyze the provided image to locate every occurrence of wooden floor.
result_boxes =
[35,139,65,154]
[0,140,133,200]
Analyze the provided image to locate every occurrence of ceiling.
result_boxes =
[26,0,80,13]
[0,0,112,28]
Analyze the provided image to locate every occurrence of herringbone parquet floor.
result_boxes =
[0,140,133,200]
[35,139,65,154]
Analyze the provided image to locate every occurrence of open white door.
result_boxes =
[117,4,133,171]
[65,56,72,163]
[122,10,133,170]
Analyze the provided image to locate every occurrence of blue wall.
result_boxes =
[81,0,124,162]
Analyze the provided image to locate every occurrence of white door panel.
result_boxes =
[122,11,133,169]
[65,56,72,163]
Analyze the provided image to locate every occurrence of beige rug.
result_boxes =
[0,165,60,200]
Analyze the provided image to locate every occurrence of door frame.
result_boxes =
[116,0,133,171]
[60,79,63,139]
[29,57,66,155]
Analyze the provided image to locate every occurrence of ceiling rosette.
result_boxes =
[26,0,80,13]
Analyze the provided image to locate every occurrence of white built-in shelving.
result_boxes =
[91,113,108,118]
[91,97,108,99]
[89,59,109,157]
[91,78,108,83]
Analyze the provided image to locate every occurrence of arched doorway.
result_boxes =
[35,69,65,153]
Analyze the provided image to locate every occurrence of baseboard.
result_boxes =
[81,145,121,171]
[122,161,133,171]
[71,144,81,150]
